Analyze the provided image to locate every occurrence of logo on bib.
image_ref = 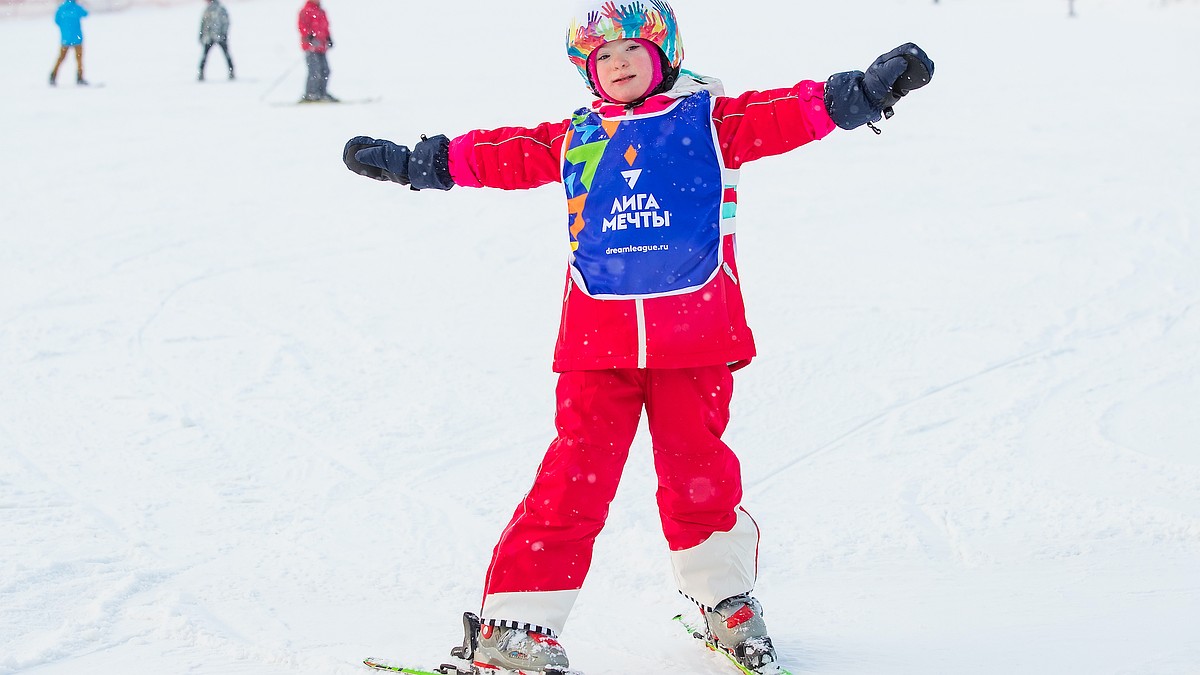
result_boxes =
[621,168,642,190]
[606,150,669,232]
[603,193,672,232]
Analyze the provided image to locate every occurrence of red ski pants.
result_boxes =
[481,366,758,635]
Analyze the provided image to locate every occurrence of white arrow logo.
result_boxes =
[621,169,643,190]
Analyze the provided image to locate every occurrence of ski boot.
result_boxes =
[701,594,778,672]
[437,612,570,675]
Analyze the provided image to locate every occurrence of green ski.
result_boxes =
[363,656,458,674]
[672,614,793,675]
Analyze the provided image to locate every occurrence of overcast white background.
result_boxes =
[2,0,1198,673]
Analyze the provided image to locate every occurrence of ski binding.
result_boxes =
[673,613,792,675]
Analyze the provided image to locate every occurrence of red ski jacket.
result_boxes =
[297,1,330,53]
[447,76,836,373]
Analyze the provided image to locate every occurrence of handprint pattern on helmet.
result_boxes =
[566,0,683,85]
[605,1,647,38]
[648,0,680,65]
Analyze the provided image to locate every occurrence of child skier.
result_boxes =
[49,0,88,86]
[343,2,932,674]
[198,0,235,81]
[297,0,336,102]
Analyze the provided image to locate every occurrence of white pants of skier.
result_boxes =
[480,365,760,636]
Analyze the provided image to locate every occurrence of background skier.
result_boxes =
[297,0,335,102]
[343,1,933,673]
[198,0,234,81]
[49,0,88,86]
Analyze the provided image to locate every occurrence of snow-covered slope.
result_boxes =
[2,1,1198,673]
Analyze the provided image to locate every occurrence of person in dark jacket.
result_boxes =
[49,0,88,86]
[297,0,336,102]
[198,0,235,81]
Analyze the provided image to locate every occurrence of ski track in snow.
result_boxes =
[3,0,1200,674]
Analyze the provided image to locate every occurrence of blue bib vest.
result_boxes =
[562,91,733,298]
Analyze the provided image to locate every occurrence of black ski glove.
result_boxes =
[825,43,934,131]
[344,136,411,184]
[408,134,454,191]
[343,134,455,191]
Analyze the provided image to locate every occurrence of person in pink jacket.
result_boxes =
[297,0,335,102]
[344,3,932,673]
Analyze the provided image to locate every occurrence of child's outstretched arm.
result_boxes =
[713,43,933,168]
[343,120,571,192]
[712,80,837,169]
[448,121,570,191]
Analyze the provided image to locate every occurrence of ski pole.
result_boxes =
[259,55,304,102]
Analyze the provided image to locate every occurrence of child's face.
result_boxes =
[593,39,656,103]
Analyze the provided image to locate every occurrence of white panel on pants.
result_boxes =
[481,588,579,637]
[668,508,760,609]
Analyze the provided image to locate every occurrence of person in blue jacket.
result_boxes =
[50,0,89,86]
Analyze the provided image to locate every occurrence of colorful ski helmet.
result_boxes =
[566,0,684,90]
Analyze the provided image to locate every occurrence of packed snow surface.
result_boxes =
[2,0,1198,673]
